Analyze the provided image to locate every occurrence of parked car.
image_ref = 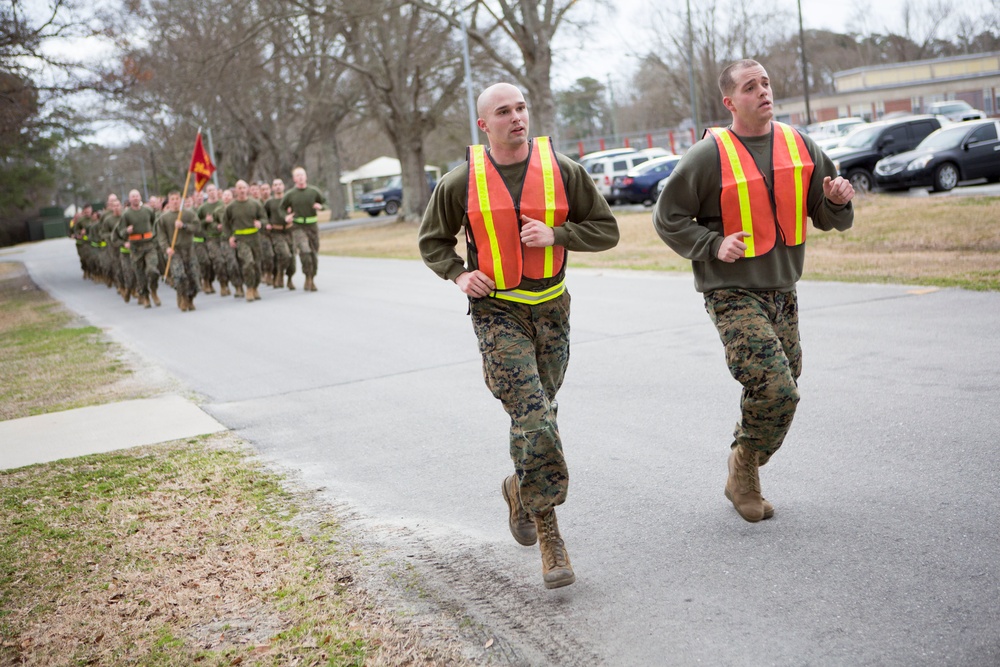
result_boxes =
[873,119,1000,192]
[612,155,682,205]
[591,148,670,202]
[925,100,987,122]
[579,147,636,174]
[807,117,868,152]
[826,115,942,192]
[358,173,435,216]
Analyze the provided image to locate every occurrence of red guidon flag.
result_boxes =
[189,132,216,192]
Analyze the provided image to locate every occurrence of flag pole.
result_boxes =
[164,128,200,280]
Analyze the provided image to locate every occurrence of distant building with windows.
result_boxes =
[774,51,1000,125]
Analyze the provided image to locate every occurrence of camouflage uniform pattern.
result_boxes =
[470,291,571,515]
[704,288,802,465]
[130,240,160,297]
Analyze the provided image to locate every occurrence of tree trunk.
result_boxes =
[391,131,431,223]
[319,134,347,220]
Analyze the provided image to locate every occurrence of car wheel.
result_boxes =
[384,200,400,216]
[848,169,874,193]
[366,210,381,217]
[932,163,959,192]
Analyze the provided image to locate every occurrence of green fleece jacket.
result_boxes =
[653,123,854,293]
[418,144,620,294]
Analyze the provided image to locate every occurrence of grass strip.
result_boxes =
[320,193,1000,291]
[0,268,138,420]
[0,434,468,666]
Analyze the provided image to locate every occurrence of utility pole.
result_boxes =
[206,127,220,187]
[607,74,618,145]
[797,0,812,125]
[686,0,701,137]
[459,14,478,146]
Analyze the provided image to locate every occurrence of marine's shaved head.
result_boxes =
[476,82,524,119]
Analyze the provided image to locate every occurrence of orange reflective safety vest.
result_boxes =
[706,122,815,258]
[466,137,569,300]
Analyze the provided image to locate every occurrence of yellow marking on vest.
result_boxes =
[717,130,756,257]
[493,279,566,304]
[778,123,806,245]
[536,137,556,276]
[471,145,507,290]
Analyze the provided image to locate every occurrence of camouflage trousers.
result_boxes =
[205,237,230,286]
[233,235,261,288]
[193,240,212,284]
[129,241,160,297]
[269,231,293,279]
[116,248,137,295]
[291,224,319,277]
[166,245,200,299]
[704,288,802,465]
[260,232,275,276]
[470,291,571,515]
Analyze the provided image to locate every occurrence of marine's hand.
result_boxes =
[175,219,184,229]
[313,203,322,210]
[285,213,293,223]
[824,176,854,205]
[254,220,262,229]
[166,247,174,257]
[520,217,555,248]
[456,270,496,298]
[229,236,236,248]
[717,231,751,263]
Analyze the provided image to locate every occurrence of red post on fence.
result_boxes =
[578,141,585,158]
[624,138,630,148]
[690,127,697,145]
[668,131,676,154]
[599,138,606,150]
[647,134,653,149]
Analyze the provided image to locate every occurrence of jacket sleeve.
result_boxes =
[417,166,470,282]
[552,156,619,253]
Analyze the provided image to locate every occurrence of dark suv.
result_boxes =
[359,173,436,217]
[825,115,942,193]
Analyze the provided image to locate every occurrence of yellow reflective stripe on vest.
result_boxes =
[294,216,318,224]
[536,137,557,277]
[234,228,258,235]
[193,237,205,242]
[470,144,508,290]
[716,130,755,257]
[492,279,565,305]
[777,123,806,245]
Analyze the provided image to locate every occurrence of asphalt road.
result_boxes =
[8,239,1000,666]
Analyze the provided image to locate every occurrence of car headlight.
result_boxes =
[906,155,933,171]
[373,195,384,202]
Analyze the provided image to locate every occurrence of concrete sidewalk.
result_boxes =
[0,394,227,470]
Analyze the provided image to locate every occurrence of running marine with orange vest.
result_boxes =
[419,136,619,304]
[654,121,851,294]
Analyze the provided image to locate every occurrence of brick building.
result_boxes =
[774,51,1000,125]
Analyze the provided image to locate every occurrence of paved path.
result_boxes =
[3,238,998,666]
[0,395,226,470]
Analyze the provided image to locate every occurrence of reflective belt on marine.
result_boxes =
[90,241,107,248]
[128,231,153,241]
[193,236,204,243]
[293,216,318,224]
[492,279,565,305]
[120,246,131,254]
[234,227,258,235]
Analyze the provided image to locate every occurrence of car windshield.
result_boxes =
[383,175,401,189]
[932,102,971,114]
[841,125,882,149]
[917,125,974,151]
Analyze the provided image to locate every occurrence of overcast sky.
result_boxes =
[551,0,986,87]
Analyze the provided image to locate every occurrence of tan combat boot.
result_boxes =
[149,287,161,307]
[273,273,284,288]
[534,510,575,589]
[252,286,262,301]
[234,285,245,299]
[725,444,766,522]
[176,291,185,310]
[501,475,537,546]
[140,294,151,309]
[187,295,196,311]
[219,280,231,297]
[309,276,318,291]
[287,276,295,290]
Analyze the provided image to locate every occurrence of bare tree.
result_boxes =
[331,0,467,221]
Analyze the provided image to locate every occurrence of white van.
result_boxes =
[579,147,637,174]
[590,148,670,202]
[806,118,868,151]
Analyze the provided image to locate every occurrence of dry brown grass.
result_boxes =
[0,434,471,666]
[319,194,1000,290]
